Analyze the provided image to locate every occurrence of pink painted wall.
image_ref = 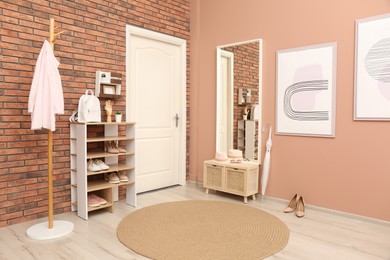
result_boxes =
[190,0,390,221]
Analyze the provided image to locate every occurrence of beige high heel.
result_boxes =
[284,194,298,213]
[113,141,127,153]
[295,196,305,218]
[105,141,119,154]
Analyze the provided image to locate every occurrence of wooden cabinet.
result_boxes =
[70,122,136,220]
[203,160,259,203]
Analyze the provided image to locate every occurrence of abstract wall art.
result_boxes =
[276,43,337,137]
[355,14,390,120]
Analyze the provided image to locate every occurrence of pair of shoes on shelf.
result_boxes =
[88,193,107,207]
[88,159,110,172]
[105,141,127,154]
[284,194,305,218]
[104,171,128,184]
[118,171,129,182]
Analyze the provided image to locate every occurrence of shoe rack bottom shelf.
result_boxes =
[88,202,114,212]
[88,187,114,213]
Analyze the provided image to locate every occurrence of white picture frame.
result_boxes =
[276,43,337,137]
[354,13,390,120]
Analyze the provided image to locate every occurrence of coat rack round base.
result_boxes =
[26,220,74,240]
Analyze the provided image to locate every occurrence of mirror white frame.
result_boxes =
[216,39,263,162]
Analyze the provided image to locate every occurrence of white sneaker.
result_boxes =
[95,159,109,170]
[87,160,101,172]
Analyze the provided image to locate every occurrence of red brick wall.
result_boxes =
[0,0,190,227]
[222,42,259,153]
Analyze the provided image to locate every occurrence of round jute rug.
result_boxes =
[117,200,289,260]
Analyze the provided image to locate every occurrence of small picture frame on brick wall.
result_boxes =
[102,85,115,95]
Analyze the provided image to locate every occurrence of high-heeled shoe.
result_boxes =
[105,141,119,154]
[284,194,298,213]
[295,196,305,218]
[112,140,126,153]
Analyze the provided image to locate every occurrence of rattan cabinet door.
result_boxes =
[204,164,224,190]
[225,167,246,196]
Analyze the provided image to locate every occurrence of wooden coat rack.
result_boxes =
[47,17,65,229]
[26,18,73,240]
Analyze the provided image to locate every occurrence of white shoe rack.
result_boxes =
[70,122,136,220]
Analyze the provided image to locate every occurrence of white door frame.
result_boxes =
[126,25,187,187]
[216,49,234,152]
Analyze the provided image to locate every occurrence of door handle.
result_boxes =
[173,113,179,128]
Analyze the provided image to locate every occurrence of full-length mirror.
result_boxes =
[216,39,262,162]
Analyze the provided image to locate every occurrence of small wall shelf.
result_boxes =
[95,71,122,98]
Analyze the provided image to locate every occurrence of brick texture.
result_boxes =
[222,42,259,153]
[0,0,190,227]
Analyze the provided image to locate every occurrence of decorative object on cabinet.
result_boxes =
[242,107,250,120]
[104,100,113,123]
[115,112,122,122]
[70,122,136,220]
[26,18,74,241]
[203,160,259,203]
[354,13,390,120]
[237,120,258,161]
[276,42,337,137]
[95,71,122,98]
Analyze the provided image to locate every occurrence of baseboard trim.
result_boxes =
[187,181,390,225]
[263,195,390,226]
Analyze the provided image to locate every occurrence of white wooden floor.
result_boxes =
[0,183,389,260]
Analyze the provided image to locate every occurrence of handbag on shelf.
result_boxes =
[78,90,101,123]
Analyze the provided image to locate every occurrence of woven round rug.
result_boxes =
[117,200,289,260]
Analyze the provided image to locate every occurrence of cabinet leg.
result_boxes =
[252,194,256,201]
[205,188,209,194]
[244,197,248,204]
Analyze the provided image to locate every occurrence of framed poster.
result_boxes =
[276,43,337,137]
[355,14,390,120]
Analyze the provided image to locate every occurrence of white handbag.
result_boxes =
[78,90,101,122]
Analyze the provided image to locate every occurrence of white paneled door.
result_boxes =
[126,25,186,193]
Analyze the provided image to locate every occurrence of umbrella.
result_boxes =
[261,125,273,196]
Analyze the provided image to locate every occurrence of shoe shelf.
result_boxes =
[86,151,134,159]
[87,179,136,192]
[70,122,136,220]
[86,163,134,176]
[88,202,113,212]
[70,157,134,175]
[86,136,134,143]
[72,201,114,212]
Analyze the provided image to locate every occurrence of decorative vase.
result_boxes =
[243,115,248,120]
[115,114,122,123]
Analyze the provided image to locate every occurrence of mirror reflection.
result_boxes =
[216,39,262,161]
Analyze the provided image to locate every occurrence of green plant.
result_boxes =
[115,112,122,115]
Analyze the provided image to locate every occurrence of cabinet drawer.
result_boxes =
[225,167,245,194]
[204,164,224,189]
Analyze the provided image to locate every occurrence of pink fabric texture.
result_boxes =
[28,40,64,131]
